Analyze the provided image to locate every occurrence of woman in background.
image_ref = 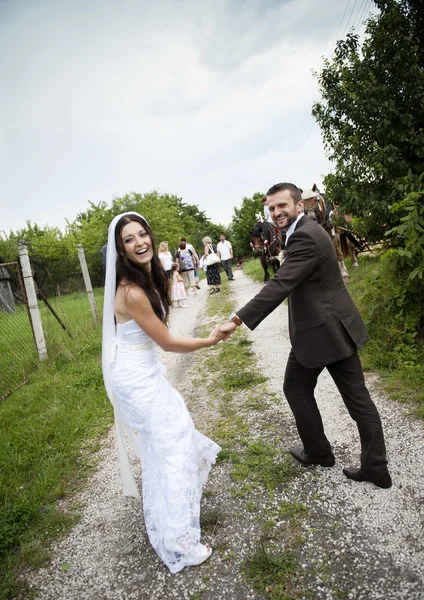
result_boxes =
[202,236,221,295]
[158,241,173,279]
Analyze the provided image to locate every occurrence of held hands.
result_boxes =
[208,325,228,346]
[207,321,238,346]
[219,321,237,341]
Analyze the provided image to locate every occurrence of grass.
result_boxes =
[241,548,300,600]
[0,288,104,399]
[200,508,222,534]
[276,501,309,521]
[0,325,112,600]
[346,255,424,418]
[230,441,296,493]
[0,305,39,399]
[242,258,270,283]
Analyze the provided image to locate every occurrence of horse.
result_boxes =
[250,218,285,282]
[304,184,366,282]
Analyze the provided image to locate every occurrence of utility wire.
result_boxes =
[357,0,374,32]
[351,0,368,30]
[342,0,359,36]
[330,0,351,53]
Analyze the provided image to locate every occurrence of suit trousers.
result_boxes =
[283,349,388,475]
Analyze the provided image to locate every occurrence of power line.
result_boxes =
[330,0,351,53]
[342,0,359,36]
[356,0,374,33]
[352,0,368,30]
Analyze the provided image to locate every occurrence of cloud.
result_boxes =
[0,0,377,232]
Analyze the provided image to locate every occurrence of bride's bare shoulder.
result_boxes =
[117,281,148,303]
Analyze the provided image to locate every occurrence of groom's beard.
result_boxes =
[273,212,299,231]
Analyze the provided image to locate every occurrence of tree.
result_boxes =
[1,222,78,294]
[230,192,265,257]
[312,0,424,242]
[1,191,230,291]
[174,199,230,253]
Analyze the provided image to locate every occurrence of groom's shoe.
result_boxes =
[343,467,392,489]
[289,446,335,467]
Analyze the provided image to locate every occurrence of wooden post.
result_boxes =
[18,240,48,361]
[77,244,100,324]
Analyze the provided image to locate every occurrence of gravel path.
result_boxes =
[26,270,424,600]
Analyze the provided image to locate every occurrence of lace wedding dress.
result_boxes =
[111,319,221,573]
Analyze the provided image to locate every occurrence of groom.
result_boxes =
[221,182,391,489]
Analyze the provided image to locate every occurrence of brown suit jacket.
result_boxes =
[237,216,368,368]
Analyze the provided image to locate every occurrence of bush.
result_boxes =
[381,171,424,335]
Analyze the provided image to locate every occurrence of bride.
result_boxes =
[102,212,223,573]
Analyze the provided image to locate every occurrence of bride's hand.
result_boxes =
[208,325,227,345]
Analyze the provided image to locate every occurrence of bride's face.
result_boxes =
[121,221,153,271]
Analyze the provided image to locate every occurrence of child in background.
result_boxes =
[171,263,188,308]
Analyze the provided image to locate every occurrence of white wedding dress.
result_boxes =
[111,319,221,573]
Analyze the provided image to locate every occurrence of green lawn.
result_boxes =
[241,257,269,282]
[0,325,112,600]
[1,288,104,399]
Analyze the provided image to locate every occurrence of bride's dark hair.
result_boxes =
[115,214,171,324]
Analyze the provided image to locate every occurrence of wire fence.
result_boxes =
[0,261,38,399]
[0,244,103,400]
[36,276,104,351]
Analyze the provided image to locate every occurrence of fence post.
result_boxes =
[77,244,100,324]
[18,240,48,362]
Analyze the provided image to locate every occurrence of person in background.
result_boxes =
[171,262,188,308]
[158,241,173,279]
[176,241,197,295]
[262,196,273,223]
[202,236,221,295]
[181,237,201,290]
[217,234,235,281]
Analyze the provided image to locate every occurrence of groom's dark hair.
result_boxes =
[266,183,302,204]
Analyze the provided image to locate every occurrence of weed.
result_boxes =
[200,508,222,534]
[231,442,298,492]
[223,371,267,390]
[245,395,270,412]
[202,490,215,499]
[242,545,301,600]
[277,502,310,521]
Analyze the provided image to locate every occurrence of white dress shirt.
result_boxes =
[285,214,305,244]
[217,240,232,260]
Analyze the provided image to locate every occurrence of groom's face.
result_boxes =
[268,190,303,231]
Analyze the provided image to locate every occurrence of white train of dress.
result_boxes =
[111,319,221,573]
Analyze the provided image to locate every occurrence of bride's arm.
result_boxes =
[124,287,223,352]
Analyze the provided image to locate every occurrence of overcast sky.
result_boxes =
[1,0,377,234]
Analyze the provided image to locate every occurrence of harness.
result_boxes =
[250,221,284,261]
